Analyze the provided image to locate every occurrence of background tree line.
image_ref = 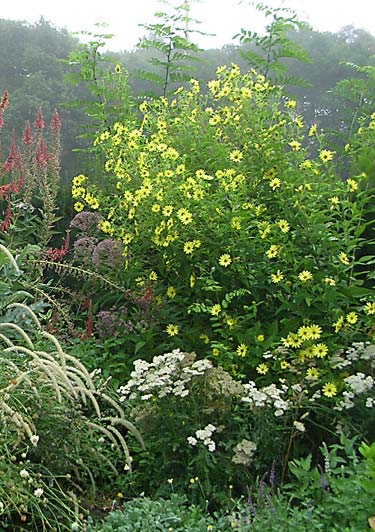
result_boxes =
[0,15,374,185]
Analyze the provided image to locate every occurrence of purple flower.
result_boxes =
[92,239,123,270]
[269,460,276,487]
[95,306,134,338]
[73,237,97,265]
[70,211,101,233]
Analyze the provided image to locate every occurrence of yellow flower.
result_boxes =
[306,367,319,380]
[339,252,350,265]
[346,178,358,192]
[308,124,317,136]
[231,217,241,230]
[364,302,375,315]
[346,312,358,325]
[166,286,176,298]
[271,270,284,283]
[219,254,232,267]
[256,334,265,342]
[163,205,173,217]
[177,208,193,225]
[230,149,243,162]
[114,64,122,74]
[333,316,344,333]
[277,219,290,233]
[280,360,290,369]
[184,241,195,254]
[122,233,133,245]
[266,245,280,259]
[72,186,86,199]
[211,304,222,316]
[176,164,185,175]
[289,140,301,151]
[322,382,337,398]
[324,277,336,286]
[304,345,316,358]
[212,348,220,356]
[300,159,312,170]
[269,177,281,190]
[166,324,179,336]
[73,201,84,212]
[308,324,322,340]
[297,326,311,340]
[319,149,334,162]
[298,270,313,282]
[200,333,210,344]
[285,99,296,109]
[236,344,248,357]
[72,174,88,186]
[329,196,340,208]
[314,343,328,358]
[149,271,158,281]
[152,204,161,212]
[256,363,269,375]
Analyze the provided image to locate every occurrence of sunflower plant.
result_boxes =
[71,63,375,408]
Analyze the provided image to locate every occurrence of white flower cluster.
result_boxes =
[187,424,217,452]
[242,381,290,416]
[117,349,212,402]
[345,372,374,394]
[232,439,257,465]
[331,343,375,369]
[335,372,374,411]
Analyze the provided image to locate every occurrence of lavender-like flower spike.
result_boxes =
[269,459,276,488]
[248,494,257,516]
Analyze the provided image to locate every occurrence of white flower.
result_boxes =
[187,436,197,446]
[30,435,39,446]
[207,441,216,452]
[34,488,44,498]
[20,469,29,479]
[293,421,305,432]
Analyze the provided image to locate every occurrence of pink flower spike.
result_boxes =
[50,109,61,132]
[22,121,33,146]
[33,108,45,129]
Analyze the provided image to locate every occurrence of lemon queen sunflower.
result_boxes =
[166,324,179,336]
[229,149,243,163]
[236,344,248,357]
[219,254,232,267]
[271,270,284,283]
[298,270,313,282]
[322,382,337,398]
[319,149,334,162]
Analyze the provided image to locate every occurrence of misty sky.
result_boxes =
[1,0,375,50]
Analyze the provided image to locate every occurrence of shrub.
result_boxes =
[71,64,375,389]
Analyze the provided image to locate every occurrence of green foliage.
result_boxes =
[136,1,207,96]
[88,494,225,532]
[63,31,136,184]
[235,2,311,84]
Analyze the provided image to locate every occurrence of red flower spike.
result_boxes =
[50,109,61,132]
[33,108,45,129]
[34,138,49,167]
[22,121,33,146]
[3,133,22,172]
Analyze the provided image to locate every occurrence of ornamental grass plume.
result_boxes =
[0,245,144,529]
